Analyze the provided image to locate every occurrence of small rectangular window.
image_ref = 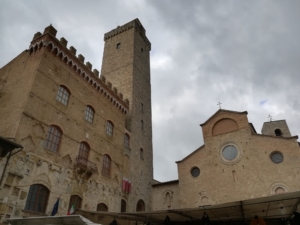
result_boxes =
[116,43,121,49]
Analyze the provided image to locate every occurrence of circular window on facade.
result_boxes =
[191,167,200,177]
[270,152,283,163]
[222,145,238,161]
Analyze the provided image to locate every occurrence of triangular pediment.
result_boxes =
[200,109,247,127]
[176,145,205,163]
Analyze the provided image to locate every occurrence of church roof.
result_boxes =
[200,109,248,126]
[253,133,298,140]
[176,145,205,163]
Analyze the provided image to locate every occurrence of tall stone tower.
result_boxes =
[101,19,153,211]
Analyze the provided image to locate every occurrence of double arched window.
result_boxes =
[44,125,62,153]
[56,85,70,105]
[25,184,50,213]
[102,154,111,177]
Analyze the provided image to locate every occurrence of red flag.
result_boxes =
[128,181,131,193]
[122,178,126,191]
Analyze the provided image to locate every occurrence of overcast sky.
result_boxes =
[1,0,299,182]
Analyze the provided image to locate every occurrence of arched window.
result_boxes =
[44,125,62,152]
[106,121,114,136]
[121,199,126,212]
[140,148,144,159]
[275,129,282,136]
[77,142,90,166]
[102,154,111,177]
[97,203,108,211]
[56,85,70,105]
[136,199,145,212]
[69,195,82,213]
[124,134,130,148]
[25,184,49,213]
[141,120,144,130]
[85,105,95,123]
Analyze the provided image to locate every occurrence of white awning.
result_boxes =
[77,191,300,223]
[7,215,102,225]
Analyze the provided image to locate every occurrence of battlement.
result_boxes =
[29,25,129,114]
[104,18,151,50]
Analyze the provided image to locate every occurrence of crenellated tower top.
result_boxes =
[104,18,151,50]
[29,24,129,114]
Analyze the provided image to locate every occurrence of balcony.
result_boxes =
[74,156,98,174]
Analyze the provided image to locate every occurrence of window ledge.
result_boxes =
[43,148,61,156]
[22,210,47,216]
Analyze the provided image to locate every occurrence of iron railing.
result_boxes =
[75,156,98,173]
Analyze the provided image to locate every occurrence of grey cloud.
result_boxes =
[1,0,299,182]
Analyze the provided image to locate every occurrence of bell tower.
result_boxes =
[261,120,292,137]
[101,19,153,211]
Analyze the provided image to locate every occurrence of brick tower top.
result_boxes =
[104,18,151,50]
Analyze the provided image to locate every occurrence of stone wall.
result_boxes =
[152,181,180,210]
[176,110,300,208]
[0,25,134,220]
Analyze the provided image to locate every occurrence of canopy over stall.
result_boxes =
[78,191,300,224]
[7,215,102,225]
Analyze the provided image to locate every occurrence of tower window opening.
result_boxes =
[140,148,144,159]
[136,199,145,212]
[106,121,114,136]
[275,129,282,136]
[141,120,144,130]
[141,47,143,53]
[141,103,144,113]
[116,43,121,49]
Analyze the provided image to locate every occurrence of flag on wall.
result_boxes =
[67,204,75,215]
[51,198,59,216]
[122,178,132,193]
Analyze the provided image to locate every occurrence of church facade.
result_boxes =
[0,19,153,220]
[152,110,300,211]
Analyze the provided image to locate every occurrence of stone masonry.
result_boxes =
[152,109,300,211]
[0,19,153,222]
